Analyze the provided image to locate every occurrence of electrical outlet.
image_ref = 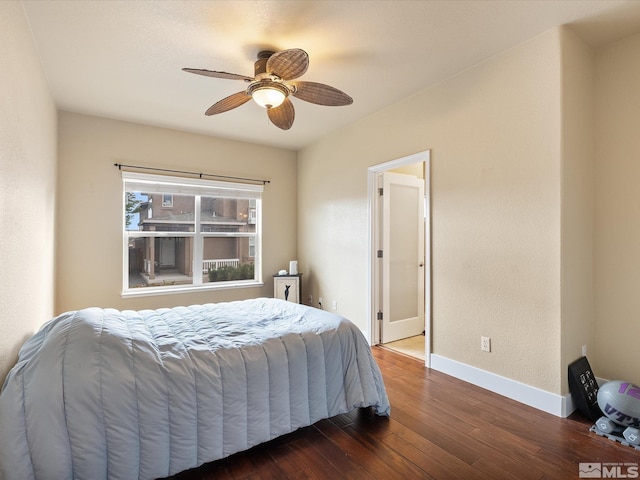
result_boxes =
[318,297,323,309]
[582,344,587,357]
[481,336,491,352]
[332,300,337,310]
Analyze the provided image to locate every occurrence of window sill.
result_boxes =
[121,280,264,298]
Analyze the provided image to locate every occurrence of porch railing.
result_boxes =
[203,258,240,273]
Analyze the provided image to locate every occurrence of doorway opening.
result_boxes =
[367,150,431,366]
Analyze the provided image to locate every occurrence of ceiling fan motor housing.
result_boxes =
[254,51,275,76]
[249,51,294,108]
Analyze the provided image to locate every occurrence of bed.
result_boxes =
[0,298,389,480]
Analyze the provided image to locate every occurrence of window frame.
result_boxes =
[122,171,263,297]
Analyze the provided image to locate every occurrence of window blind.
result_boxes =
[122,172,263,199]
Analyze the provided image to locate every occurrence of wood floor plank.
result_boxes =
[272,431,350,480]
[381,429,491,480]
[314,417,416,480]
[387,417,478,466]
[166,347,640,480]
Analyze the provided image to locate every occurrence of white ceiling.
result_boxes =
[21,0,640,151]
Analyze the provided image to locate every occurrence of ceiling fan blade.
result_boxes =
[267,98,295,130]
[183,68,253,82]
[205,91,251,116]
[292,81,353,106]
[266,49,309,81]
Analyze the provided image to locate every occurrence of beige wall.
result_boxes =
[594,31,640,385]
[559,28,595,392]
[0,2,57,380]
[57,112,297,313]
[299,29,565,393]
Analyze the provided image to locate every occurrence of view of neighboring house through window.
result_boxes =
[122,172,262,295]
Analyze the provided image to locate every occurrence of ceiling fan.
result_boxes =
[183,48,353,130]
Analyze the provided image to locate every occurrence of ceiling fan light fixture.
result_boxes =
[248,81,289,109]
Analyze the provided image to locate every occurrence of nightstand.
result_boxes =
[273,273,302,303]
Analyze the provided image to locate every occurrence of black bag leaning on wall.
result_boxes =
[568,356,603,421]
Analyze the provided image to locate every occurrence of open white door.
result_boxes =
[381,172,425,343]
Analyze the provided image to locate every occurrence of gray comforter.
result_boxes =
[0,298,389,480]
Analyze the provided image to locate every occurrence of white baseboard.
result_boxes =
[430,354,574,417]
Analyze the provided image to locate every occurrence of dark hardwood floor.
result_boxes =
[169,347,639,480]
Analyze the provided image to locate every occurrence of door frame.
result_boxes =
[367,149,431,367]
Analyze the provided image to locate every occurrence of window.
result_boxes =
[123,172,262,296]
[248,198,257,225]
[249,236,255,258]
[161,194,173,207]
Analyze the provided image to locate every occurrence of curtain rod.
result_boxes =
[114,163,270,185]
